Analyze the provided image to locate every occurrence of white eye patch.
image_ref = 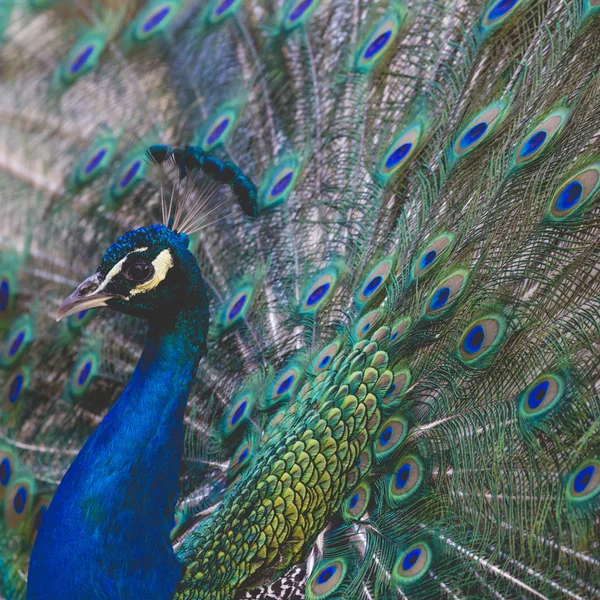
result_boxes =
[97,247,149,293]
[130,248,174,296]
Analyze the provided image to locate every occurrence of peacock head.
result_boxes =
[56,224,207,322]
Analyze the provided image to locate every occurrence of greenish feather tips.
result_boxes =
[546,162,600,221]
[354,7,407,73]
[311,339,343,374]
[1,314,34,367]
[259,156,301,209]
[389,316,412,345]
[282,0,321,30]
[341,481,371,521]
[57,32,107,86]
[457,313,508,365]
[354,309,383,340]
[449,100,509,165]
[267,364,303,406]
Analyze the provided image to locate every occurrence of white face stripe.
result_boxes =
[130,248,174,296]
[96,247,148,293]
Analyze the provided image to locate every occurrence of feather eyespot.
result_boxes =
[354,309,383,340]
[228,440,255,480]
[301,269,338,314]
[356,14,402,72]
[4,476,35,529]
[519,374,565,419]
[68,353,98,398]
[381,369,411,408]
[224,392,254,435]
[133,2,178,40]
[452,103,506,158]
[424,270,469,318]
[3,368,29,413]
[283,0,319,29]
[207,0,242,23]
[2,316,33,365]
[393,543,432,584]
[567,459,600,503]
[374,417,408,460]
[356,258,394,306]
[222,285,254,328]
[0,448,18,499]
[515,109,569,165]
[0,277,11,314]
[458,315,507,364]
[307,559,348,599]
[412,233,454,278]
[312,340,342,374]
[389,456,424,502]
[200,107,238,151]
[547,164,600,220]
[269,365,302,405]
[482,0,522,29]
[109,154,147,202]
[379,124,423,178]
[342,482,371,520]
[59,35,106,84]
[260,159,299,208]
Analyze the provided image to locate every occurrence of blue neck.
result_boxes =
[27,305,206,600]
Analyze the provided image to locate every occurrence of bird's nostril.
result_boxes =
[79,281,99,296]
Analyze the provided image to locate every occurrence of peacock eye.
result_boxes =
[125,262,154,283]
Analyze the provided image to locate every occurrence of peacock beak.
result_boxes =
[56,274,121,321]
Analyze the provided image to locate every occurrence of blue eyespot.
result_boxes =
[318,355,331,369]
[459,122,488,149]
[364,30,392,60]
[277,376,294,395]
[289,0,314,22]
[70,45,94,74]
[0,458,11,486]
[8,374,24,404]
[429,286,450,311]
[77,361,92,387]
[238,448,249,463]
[84,149,107,175]
[363,276,382,297]
[230,401,247,426]
[386,383,397,398]
[385,143,412,170]
[349,493,359,509]
[380,426,393,446]
[362,323,371,333]
[13,486,27,514]
[307,283,330,306]
[317,565,337,585]
[0,279,9,312]
[228,294,247,320]
[402,548,421,571]
[9,332,25,357]
[271,172,293,197]
[555,181,583,212]
[396,463,410,488]
[527,381,549,410]
[215,0,235,16]
[462,324,485,355]
[487,0,519,21]
[574,465,595,493]
[142,6,171,33]
[519,130,546,158]
[77,310,89,321]
[120,161,142,189]
[206,118,229,146]
[421,250,436,269]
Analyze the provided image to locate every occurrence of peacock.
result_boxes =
[1,0,600,598]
